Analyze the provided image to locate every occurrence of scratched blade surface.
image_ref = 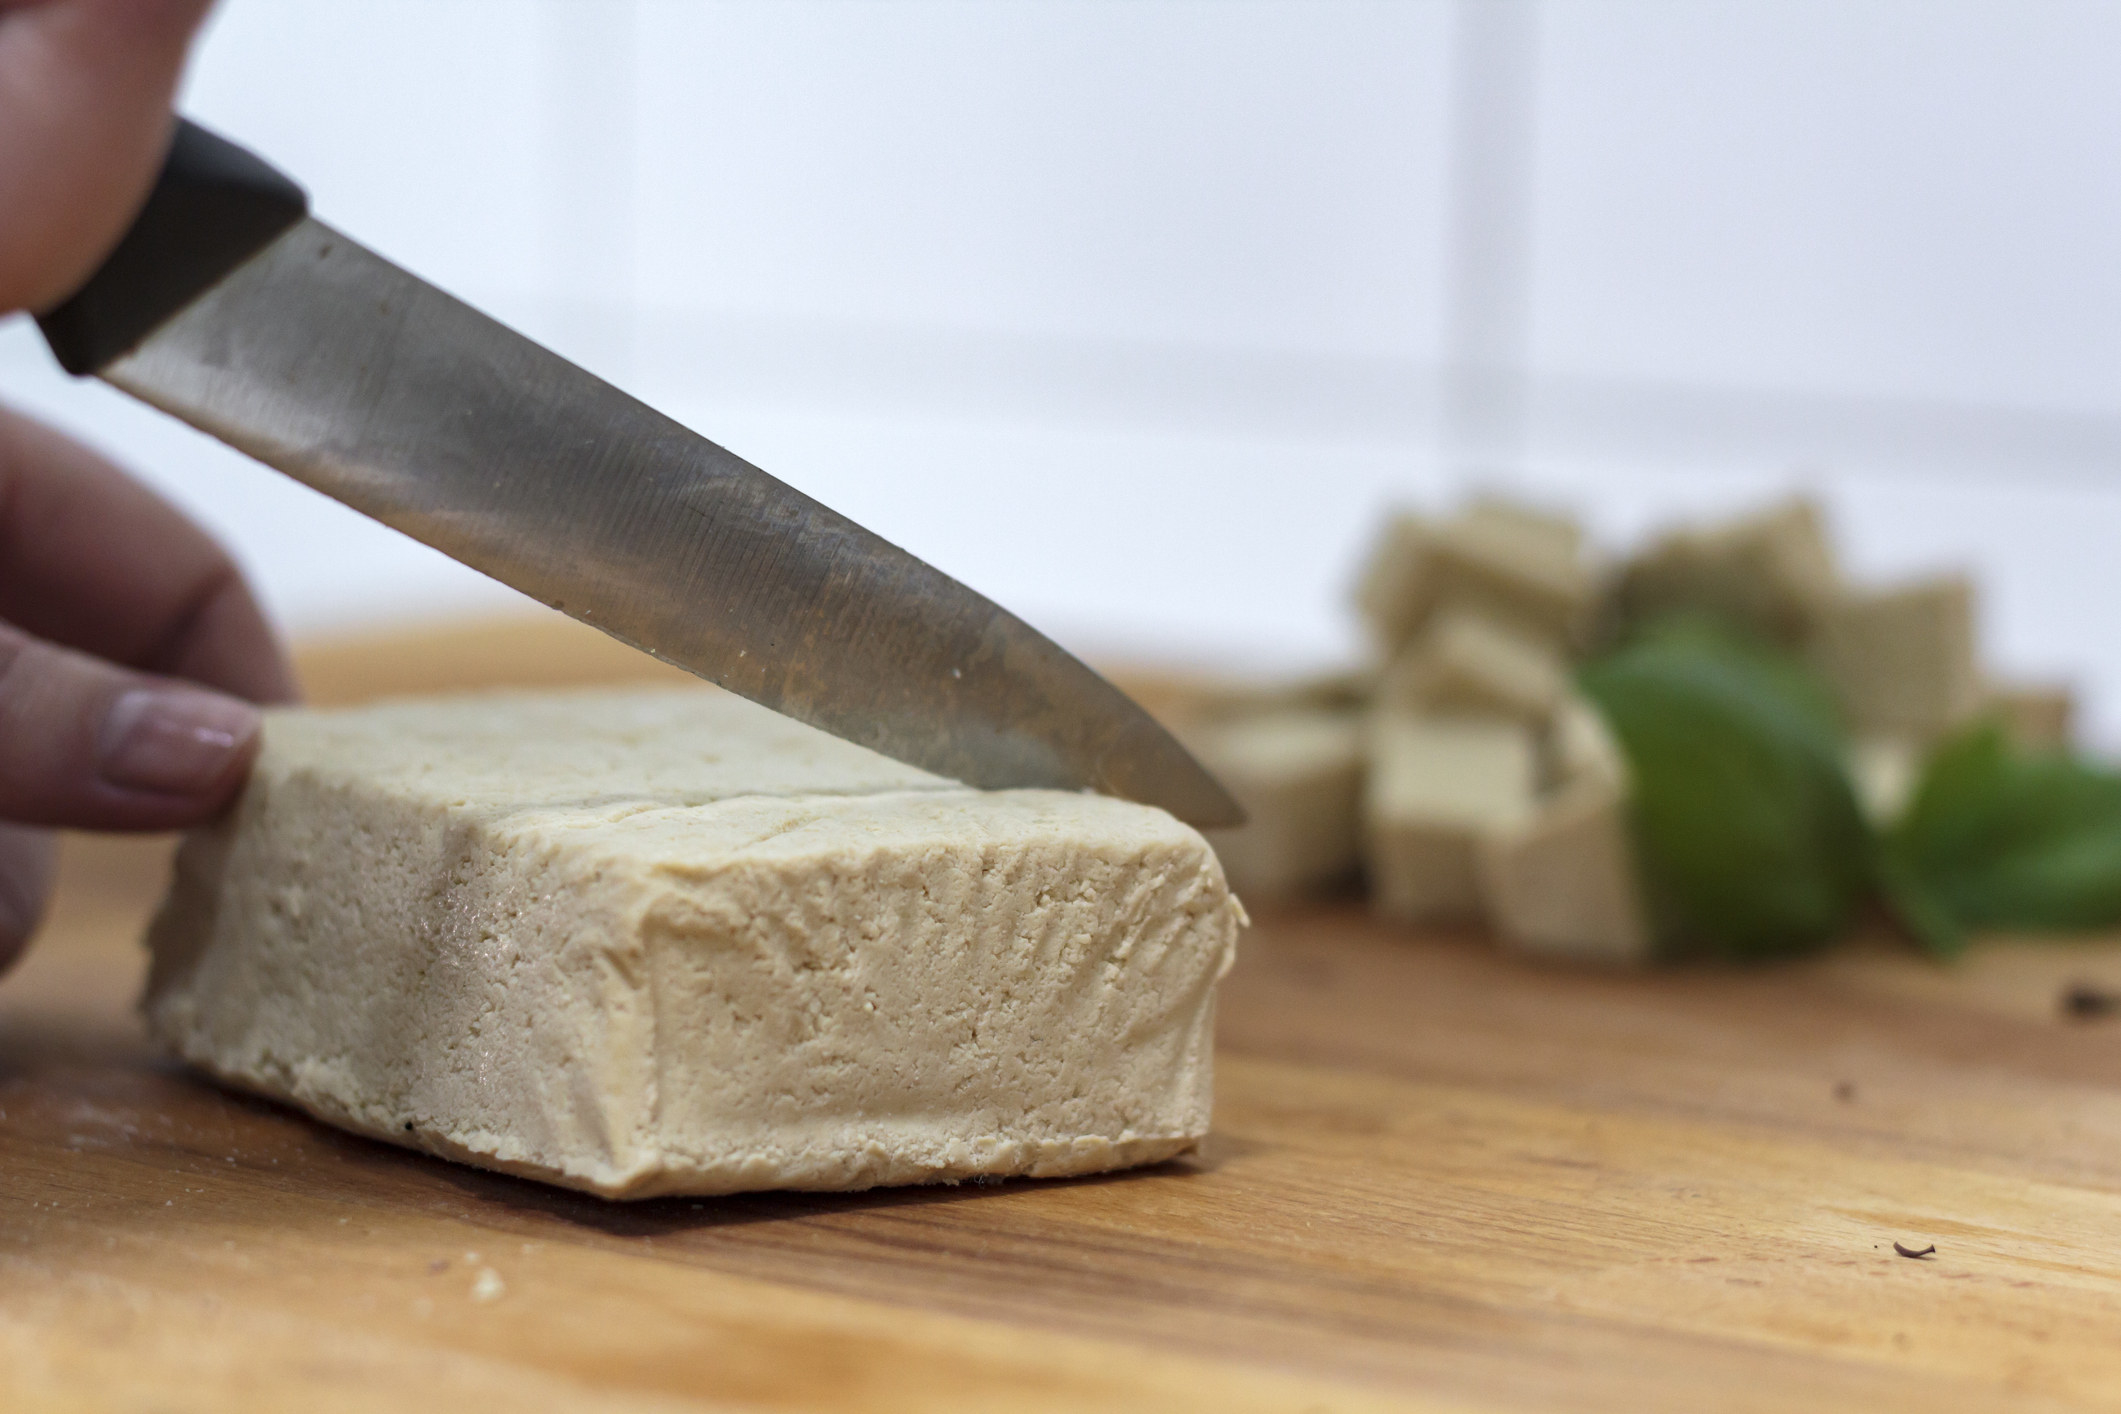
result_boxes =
[102,218,1240,826]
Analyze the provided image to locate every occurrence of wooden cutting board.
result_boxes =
[7,612,2121,1413]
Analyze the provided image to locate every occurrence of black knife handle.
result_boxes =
[35,118,308,376]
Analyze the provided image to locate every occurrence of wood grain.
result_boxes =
[6,611,2121,1411]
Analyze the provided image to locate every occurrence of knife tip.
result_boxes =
[1102,721,1246,832]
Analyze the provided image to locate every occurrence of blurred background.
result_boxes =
[4,0,2121,735]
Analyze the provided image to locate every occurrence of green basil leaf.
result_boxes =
[1885,721,2121,954]
[1580,620,1874,961]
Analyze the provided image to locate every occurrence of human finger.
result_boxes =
[0,620,262,831]
[0,404,295,704]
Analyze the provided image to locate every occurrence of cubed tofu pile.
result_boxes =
[1171,493,2074,967]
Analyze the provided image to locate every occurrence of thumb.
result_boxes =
[0,620,263,831]
[0,823,56,975]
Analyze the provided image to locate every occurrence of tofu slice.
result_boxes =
[1187,709,1364,902]
[1364,714,1537,923]
[1478,781,1651,966]
[1381,607,1570,726]
[1810,575,1983,739]
[141,687,1244,1200]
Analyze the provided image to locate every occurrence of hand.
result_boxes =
[0,408,294,971]
[0,0,290,973]
[0,0,215,312]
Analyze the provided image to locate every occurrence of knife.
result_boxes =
[34,119,1241,829]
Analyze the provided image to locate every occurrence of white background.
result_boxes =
[4,1,2120,735]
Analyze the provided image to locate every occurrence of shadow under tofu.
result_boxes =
[418,1137,1228,1240]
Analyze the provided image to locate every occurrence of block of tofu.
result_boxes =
[1364,714,1536,923]
[1187,709,1364,901]
[1478,781,1651,966]
[1810,576,1983,739]
[1601,497,1840,648]
[141,687,1244,1200]
[1380,608,1570,725]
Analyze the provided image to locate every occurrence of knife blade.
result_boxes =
[37,120,1241,828]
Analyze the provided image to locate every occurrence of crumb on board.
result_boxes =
[2061,983,2121,1021]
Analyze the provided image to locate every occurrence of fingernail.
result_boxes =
[97,687,261,796]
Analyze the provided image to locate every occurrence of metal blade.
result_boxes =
[103,218,1241,827]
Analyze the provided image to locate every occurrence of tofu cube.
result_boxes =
[1810,576,1983,739]
[1462,495,1585,566]
[1602,496,1840,648]
[1355,497,1592,659]
[1364,714,1536,923]
[1353,511,1435,657]
[1988,681,2075,750]
[1478,781,1651,965]
[1380,608,1570,725]
[1423,511,1595,650]
[1187,709,1364,901]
